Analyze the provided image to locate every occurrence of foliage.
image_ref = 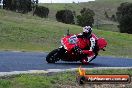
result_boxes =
[56,10,74,24]
[116,2,132,34]
[34,6,49,18]
[3,0,38,13]
[77,8,95,27]
[104,11,109,19]
[110,14,117,21]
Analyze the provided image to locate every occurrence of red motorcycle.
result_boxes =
[46,33,107,64]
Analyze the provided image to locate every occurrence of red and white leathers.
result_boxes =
[77,33,98,57]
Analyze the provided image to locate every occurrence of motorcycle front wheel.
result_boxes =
[46,49,60,63]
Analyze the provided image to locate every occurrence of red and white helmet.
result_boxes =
[82,26,92,38]
[83,26,92,33]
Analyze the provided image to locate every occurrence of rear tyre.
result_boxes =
[46,49,60,63]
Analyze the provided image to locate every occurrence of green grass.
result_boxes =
[0,72,76,88]
[0,69,132,88]
[0,9,81,51]
[0,9,132,58]
[86,69,132,74]
[93,24,119,32]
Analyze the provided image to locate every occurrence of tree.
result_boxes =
[0,0,2,8]
[32,0,38,15]
[3,0,12,10]
[3,0,34,13]
[116,2,132,34]
[110,14,117,21]
[104,11,109,19]
[34,6,49,18]
[77,8,95,27]
[56,10,74,24]
[16,0,32,13]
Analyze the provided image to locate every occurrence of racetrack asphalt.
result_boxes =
[0,51,132,72]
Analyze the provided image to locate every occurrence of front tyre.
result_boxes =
[46,49,60,63]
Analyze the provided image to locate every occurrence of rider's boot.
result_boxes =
[81,58,88,65]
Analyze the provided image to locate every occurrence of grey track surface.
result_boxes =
[0,51,132,72]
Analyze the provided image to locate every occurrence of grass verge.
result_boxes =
[0,69,132,88]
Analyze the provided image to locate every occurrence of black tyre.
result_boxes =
[46,49,60,63]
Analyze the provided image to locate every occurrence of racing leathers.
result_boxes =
[76,33,98,57]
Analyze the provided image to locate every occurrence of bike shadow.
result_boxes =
[53,62,110,67]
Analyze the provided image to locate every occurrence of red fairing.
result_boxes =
[61,34,76,51]
[97,38,107,49]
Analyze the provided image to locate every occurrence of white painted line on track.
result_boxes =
[0,70,48,76]
[0,67,132,77]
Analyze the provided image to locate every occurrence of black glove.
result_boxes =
[74,46,83,54]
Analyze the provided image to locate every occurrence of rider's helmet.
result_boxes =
[83,26,92,38]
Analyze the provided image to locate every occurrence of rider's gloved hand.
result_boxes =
[74,46,83,54]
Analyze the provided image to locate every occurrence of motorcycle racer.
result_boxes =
[76,26,98,63]
[46,26,107,64]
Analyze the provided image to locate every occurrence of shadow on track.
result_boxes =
[47,62,110,68]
